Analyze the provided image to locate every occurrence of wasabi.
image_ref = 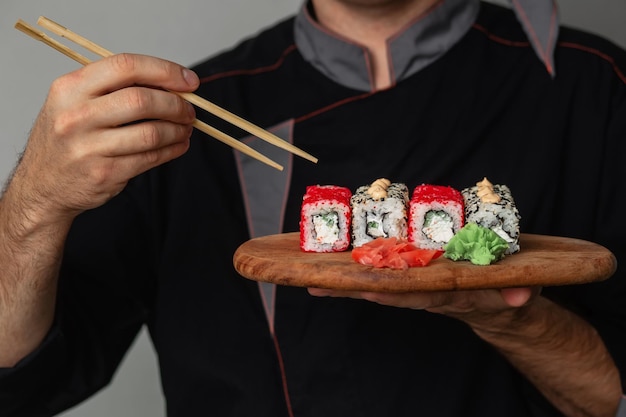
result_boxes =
[444,223,509,265]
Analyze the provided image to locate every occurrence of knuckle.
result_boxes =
[50,102,95,139]
[48,76,68,97]
[52,111,81,138]
[65,139,89,163]
[139,123,161,150]
[86,162,114,187]
[156,59,179,82]
[80,164,127,206]
[142,148,161,165]
[124,88,151,113]
[109,53,137,75]
[49,70,82,97]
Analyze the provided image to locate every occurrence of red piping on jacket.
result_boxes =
[199,44,298,84]
[558,42,626,85]
[272,332,295,417]
[472,23,626,85]
[202,26,625,130]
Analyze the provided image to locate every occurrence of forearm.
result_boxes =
[470,296,622,417]
[0,178,72,367]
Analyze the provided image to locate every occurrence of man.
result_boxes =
[1,0,625,416]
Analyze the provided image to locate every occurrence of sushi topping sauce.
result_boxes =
[475,177,501,204]
[422,210,455,243]
[367,178,391,200]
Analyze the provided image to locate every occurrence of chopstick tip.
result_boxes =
[14,19,40,38]
[14,19,30,30]
[37,16,58,26]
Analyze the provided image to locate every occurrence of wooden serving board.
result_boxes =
[233,233,617,292]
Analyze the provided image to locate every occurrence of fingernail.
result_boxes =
[182,68,199,87]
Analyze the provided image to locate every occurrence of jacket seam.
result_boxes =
[198,44,298,84]
[472,23,626,85]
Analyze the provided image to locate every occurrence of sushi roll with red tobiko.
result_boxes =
[408,184,465,250]
[300,185,352,252]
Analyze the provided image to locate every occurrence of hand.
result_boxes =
[309,285,622,416]
[10,53,199,223]
[307,286,542,330]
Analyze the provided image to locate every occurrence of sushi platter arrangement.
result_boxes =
[298,178,521,262]
[233,178,617,292]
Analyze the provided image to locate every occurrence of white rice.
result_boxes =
[350,183,408,248]
[301,200,351,252]
[409,200,464,250]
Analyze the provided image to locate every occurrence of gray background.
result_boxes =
[1,1,624,416]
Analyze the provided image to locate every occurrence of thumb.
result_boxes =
[500,287,540,307]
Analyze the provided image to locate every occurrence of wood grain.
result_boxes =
[233,233,617,292]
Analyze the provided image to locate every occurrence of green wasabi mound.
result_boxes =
[444,223,509,265]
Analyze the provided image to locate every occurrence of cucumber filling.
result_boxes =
[313,212,340,244]
[366,212,387,238]
[422,210,454,243]
[491,225,515,243]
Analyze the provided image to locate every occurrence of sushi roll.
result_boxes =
[300,185,352,252]
[408,184,465,250]
[350,178,409,248]
[462,178,521,254]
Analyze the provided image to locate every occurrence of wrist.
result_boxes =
[468,296,552,345]
[1,172,75,241]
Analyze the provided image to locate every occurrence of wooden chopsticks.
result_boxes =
[15,17,319,171]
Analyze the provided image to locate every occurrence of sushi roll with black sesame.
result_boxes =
[408,184,465,250]
[350,178,409,248]
[300,185,352,252]
[462,178,521,254]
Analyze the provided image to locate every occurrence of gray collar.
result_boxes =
[511,0,559,76]
[294,0,558,91]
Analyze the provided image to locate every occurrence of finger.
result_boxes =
[85,86,196,129]
[500,287,541,307]
[308,288,365,298]
[122,137,191,175]
[93,132,192,185]
[362,291,461,310]
[93,120,194,158]
[308,288,439,310]
[76,53,199,98]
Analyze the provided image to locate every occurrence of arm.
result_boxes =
[464,290,622,417]
[309,287,623,417]
[0,53,198,367]
[0,176,70,367]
